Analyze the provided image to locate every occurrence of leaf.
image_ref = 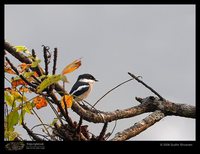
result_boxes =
[14,46,28,52]
[18,63,31,72]
[23,72,34,78]
[4,61,16,74]
[19,87,31,93]
[33,71,39,77]
[23,101,34,114]
[39,75,47,80]
[31,59,41,68]
[11,78,27,88]
[14,46,31,55]
[6,110,19,131]
[4,131,19,141]
[9,89,27,102]
[60,95,74,110]
[61,58,81,75]
[51,118,58,126]
[33,96,48,109]
[36,74,68,93]
[19,110,26,125]
[4,91,15,107]
[4,67,16,74]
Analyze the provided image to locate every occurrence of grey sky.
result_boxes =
[5,5,195,140]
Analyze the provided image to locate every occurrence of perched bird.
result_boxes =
[70,74,98,101]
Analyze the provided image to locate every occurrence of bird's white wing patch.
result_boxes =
[71,85,89,95]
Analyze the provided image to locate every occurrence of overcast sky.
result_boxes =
[5,5,195,140]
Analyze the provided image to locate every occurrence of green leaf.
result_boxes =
[19,110,26,125]
[39,75,47,80]
[7,110,19,131]
[36,74,68,93]
[51,118,58,126]
[5,91,15,107]
[5,131,19,141]
[14,46,27,52]
[23,72,34,78]
[31,59,41,68]
[23,101,33,114]
[11,90,27,103]
[14,46,31,55]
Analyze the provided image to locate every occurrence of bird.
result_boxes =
[69,73,98,102]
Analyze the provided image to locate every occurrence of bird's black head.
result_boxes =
[77,74,98,82]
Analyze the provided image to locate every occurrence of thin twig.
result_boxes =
[31,74,41,84]
[32,49,36,58]
[128,72,165,101]
[98,122,108,141]
[93,78,133,107]
[20,88,25,125]
[45,97,64,125]
[32,133,51,141]
[5,57,37,88]
[76,117,83,134]
[52,48,57,75]
[32,109,55,140]
[105,120,117,140]
[43,45,50,75]
[22,122,43,141]
[31,123,53,131]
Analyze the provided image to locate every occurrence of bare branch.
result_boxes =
[128,72,165,101]
[98,122,108,141]
[22,122,43,141]
[72,101,151,123]
[76,117,83,134]
[43,45,51,75]
[137,96,196,118]
[93,78,133,107]
[5,41,32,64]
[52,48,57,75]
[110,110,165,141]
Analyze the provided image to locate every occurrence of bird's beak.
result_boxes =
[95,79,98,82]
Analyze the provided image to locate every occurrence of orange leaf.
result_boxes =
[33,96,47,109]
[18,63,31,73]
[5,67,16,74]
[11,79,27,88]
[61,58,81,75]
[33,71,39,77]
[58,95,73,112]
[19,87,31,93]
[4,62,16,74]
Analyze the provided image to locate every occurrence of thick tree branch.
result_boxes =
[71,101,151,123]
[5,42,32,64]
[110,110,165,141]
[137,96,196,118]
